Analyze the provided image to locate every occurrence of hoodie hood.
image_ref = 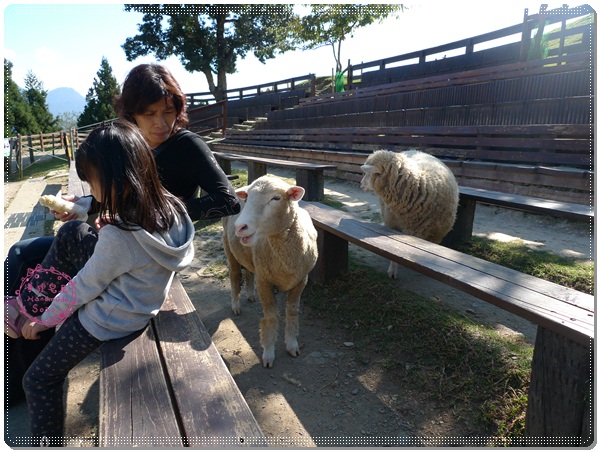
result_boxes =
[132,203,195,272]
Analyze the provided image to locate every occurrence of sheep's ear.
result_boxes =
[235,187,248,201]
[287,186,305,202]
[361,164,375,174]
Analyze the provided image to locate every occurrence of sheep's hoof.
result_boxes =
[231,302,241,315]
[262,348,275,368]
[286,339,300,357]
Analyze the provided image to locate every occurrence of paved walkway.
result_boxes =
[3,171,68,259]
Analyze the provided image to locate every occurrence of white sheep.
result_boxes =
[360,150,459,278]
[222,175,319,368]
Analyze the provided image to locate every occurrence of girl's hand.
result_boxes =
[22,321,50,340]
[95,215,110,230]
[52,194,80,222]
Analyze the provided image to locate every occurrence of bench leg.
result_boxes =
[309,228,348,284]
[524,326,593,446]
[215,157,232,175]
[296,169,324,201]
[248,162,267,183]
[442,196,476,247]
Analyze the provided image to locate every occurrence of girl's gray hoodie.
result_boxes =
[40,209,195,341]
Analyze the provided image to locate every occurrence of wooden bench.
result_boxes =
[212,151,336,201]
[211,125,593,244]
[68,162,267,447]
[301,200,594,445]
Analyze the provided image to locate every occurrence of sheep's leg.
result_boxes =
[387,260,399,279]
[223,242,243,315]
[284,278,307,358]
[243,268,256,302]
[257,282,279,368]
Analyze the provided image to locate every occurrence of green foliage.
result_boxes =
[77,57,120,127]
[55,111,80,131]
[122,4,298,101]
[24,71,59,133]
[296,4,405,72]
[5,59,41,136]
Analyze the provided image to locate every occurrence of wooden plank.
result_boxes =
[458,186,594,221]
[301,201,594,345]
[213,151,336,171]
[99,326,184,448]
[68,161,90,198]
[152,278,268,447]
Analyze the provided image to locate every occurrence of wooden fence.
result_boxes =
[5,131,71,180]
[185,74,316,107]
[346,4,594,88]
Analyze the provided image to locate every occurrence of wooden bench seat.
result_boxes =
[301,200,593,444]
[445,186,593,246]
[213,151,336,201]
[68,162,266,447]
[99,278,267,448]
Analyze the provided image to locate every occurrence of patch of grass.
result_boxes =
[229,169,248,189]
[7,154,69,182]
[321,194,345,210]
[303,263,533,439]
[455,236,593,295]
[193,217,223,235]
[202,258,229,280]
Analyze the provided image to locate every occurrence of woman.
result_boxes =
[5,63,240,406]
[113,63,239,220]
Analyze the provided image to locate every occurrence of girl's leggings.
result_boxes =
[22,312,103,447]
[19,220,101,446]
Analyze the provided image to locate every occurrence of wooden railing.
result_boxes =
[187,100,227,135]
[345,4,594,89]
[185,74,316,107]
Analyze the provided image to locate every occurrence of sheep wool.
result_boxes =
[222,175,318,368]
[361,150,459,276]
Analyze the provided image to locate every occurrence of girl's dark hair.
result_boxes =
[75,121,180,233]
[114,63,189,130]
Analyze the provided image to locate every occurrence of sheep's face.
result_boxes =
[360,164,377,192]
[233,177,305,247]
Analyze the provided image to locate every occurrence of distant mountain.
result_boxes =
[47,87,86,116]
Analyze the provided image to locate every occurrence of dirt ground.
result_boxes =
[4,170,593,447]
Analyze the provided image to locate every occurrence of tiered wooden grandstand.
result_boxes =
[202,4,594,207]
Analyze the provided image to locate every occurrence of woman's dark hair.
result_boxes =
[75,121,180,233]
[114,63,189,130]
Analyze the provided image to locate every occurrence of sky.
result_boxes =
[2,1,592,99]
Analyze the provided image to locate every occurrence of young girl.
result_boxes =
[5,121,195,446]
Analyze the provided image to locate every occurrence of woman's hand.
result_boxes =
[22,321,50,340]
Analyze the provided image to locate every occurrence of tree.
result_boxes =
[55,111,80,131]
[23,71,59,133]
[122,4,298,101]
[78,57,120,127]
[4,59,40,136]
[296,4,405,73]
